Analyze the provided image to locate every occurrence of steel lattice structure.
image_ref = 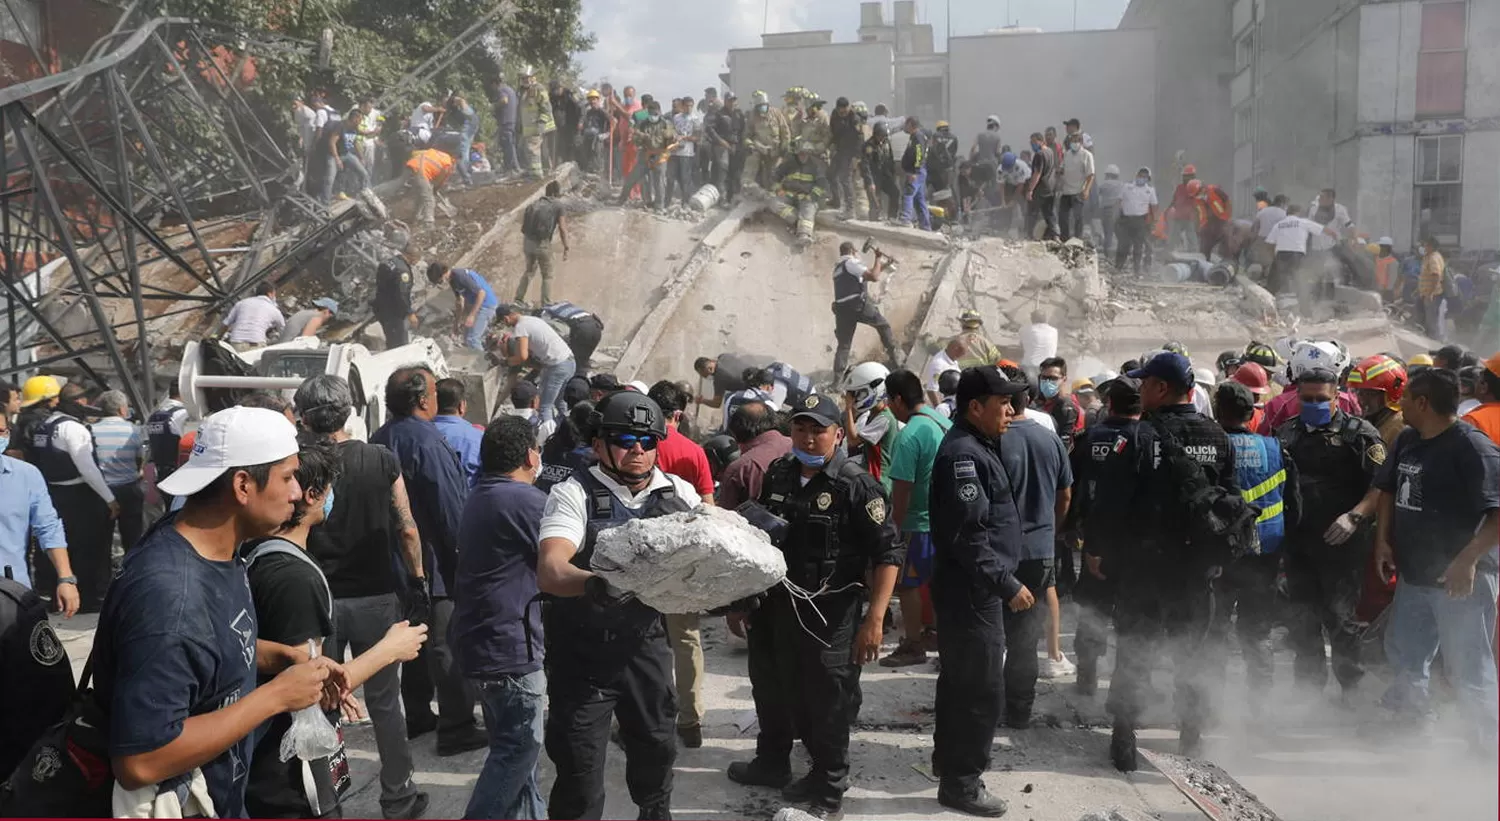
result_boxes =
[0,13,369,413]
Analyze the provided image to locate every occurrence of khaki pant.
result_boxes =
[517,236,554,304]
[665,613,704,728]
[741,150,779,191]
[774,194,818,240]
[408,167,436,226]
[525,134,544,177]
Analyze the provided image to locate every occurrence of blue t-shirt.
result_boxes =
[997,418,1074,561]
[91,520,259,817]
[451,475,549,679]
[449,268,498,311]
[433,414,483,488]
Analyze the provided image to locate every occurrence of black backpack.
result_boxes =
[0,653,114,818]
[1147,418,1261,567]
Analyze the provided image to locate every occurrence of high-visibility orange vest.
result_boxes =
[1374,256,1398,291]
[406,149,455,183]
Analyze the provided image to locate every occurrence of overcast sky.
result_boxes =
[578,0,1132,98]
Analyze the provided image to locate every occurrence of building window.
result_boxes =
[1235,30,1254,73]
[1235,105,1253,145]
[0,0,41,48]
[1414,134,1462,246]
[1416,1,1466,117]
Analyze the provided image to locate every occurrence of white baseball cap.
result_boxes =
[158,406,300,497]
[626,380,650,394]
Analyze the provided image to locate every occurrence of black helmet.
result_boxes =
[936,369,961,397]
[703,434,739,478]
[591,390,667,439]
[1216,350,1242,372]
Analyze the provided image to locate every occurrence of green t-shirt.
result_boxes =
[886,406,952,532]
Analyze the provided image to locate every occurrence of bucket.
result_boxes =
[688,184,721,211]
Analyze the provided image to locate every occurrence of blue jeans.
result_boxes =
[537,359,574,424]
[901,165,930,229]
[457,130,476,184]
[338,151,369,196]
[463,670,546,820]
[465,302,496,350]
[1383,574,1499,747]
[498,127,520,172]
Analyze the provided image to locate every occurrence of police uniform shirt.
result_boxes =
[1278,412,1385,537]
[0,577,75,778]
[39,412,116,504]
[833,255,868,305]
[539,465,702,548]
[759,450,903,575]
[930,424,1027,599]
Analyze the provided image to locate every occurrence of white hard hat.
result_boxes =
[841,362,891,413]
[1377,236,1394,246]
[1193,368,1217,388]
[985,114,1000,126]
[1091,369,1119,386]
[1104,164,1120,176]
[1289,340,1343,380]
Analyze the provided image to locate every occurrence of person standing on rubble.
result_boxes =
[743,91,791,192]
[615,100,674,211]
[725,393,900,821]
[719,93,747,204]
[1056,132,1095,242]
[928,366,1032,817]
[773,140,829,246]
[497,304,575,425]
[863,123,901,222]
[899,117,931,230]
[374,235,420,349]
[517,181,572,306]
[537,390,699,820]
[1168,164,1200,251]
[486,75,521,175]
[518,67,556,179]
[428,262,499,351]
[831,240,902,378]
[403,147,455,229]
[664,98,700,209]
[1024,132,1058,241]
[829,98,864,219]
[1115,167,1157,274]
[223,281,286,351]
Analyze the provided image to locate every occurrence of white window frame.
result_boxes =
[1235,105,1254,146]
[1413,134,1463,246]
[1235,30,1255,73]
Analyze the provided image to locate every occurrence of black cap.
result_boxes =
[510,379,539,407]
[790,393,840,427]
[955,366,1029,410]
[589,373,621,392]
[1127,352,1193,390]
[1214,381,1256,420]
[562,375,591,408]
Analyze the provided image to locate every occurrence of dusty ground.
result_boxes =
[51,607,1496,821]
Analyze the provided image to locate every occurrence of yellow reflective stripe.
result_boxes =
[1255,500,1284,524]
[1242,469,1286,502]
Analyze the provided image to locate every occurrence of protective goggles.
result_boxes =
[607,433,659,451]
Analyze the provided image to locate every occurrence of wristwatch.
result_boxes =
[57,575,78,586]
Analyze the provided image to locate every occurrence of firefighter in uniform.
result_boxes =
[536,391,700,820]
[773,141,830,245]
[830,241,901,379]
[799,97,833,160]
[538,301,605,376]
[927,366,1032,818]
[1104,352,1238,770]
[1073,376,1145,695]
[1347,354,1408,447]
[1214,381,1300,717]
[743,91,791,192]
[951,311,1003,370]
[726,394,901,820]
[519,66,556,178]
[23,380,117,613]
[1276,364,1386,698]
[145,385,189,502]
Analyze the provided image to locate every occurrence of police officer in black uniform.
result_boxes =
[1106,352,1238,770]
[145,382,188,503]
[536,391,697,820]
[0,572,76,777]
[726,394,901,820]
[831,241,901,378]
[373,234,420,349]
[1276,364,1385,698]
[1072,377,1145,695]
[538,301,605,376]
[928,366,1033,818]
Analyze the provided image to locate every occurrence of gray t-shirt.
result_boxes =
[997,418,1073,561]
[974,130,1003,164]
[279,308,320,342]
[512,315,572,366]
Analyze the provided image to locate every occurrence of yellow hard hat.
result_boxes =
[936,120,950,129]
[20,375,62,408]
[1073,378,1095,392]
[1408,353,1435,367]
[586,89,600,99]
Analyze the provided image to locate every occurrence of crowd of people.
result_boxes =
[2,270,1498,819]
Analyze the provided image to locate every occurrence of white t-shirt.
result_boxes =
[1059,147,1096,196]
[512,315,572,366]
[1022,407,1056,433]
[539,466,702,547]
[1020,323,1058,368]
[922,350,959,393]
[1254,206,1287,240]
[1270,216,1325,255]
[507,407,558,448]
[1119,182,1158,217]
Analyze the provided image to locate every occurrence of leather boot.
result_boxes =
[726,758,792,788]
[1111,720,1139,772]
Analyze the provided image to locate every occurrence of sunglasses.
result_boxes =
[608,433,659,451]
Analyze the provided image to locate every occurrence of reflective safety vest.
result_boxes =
[1228,430,1287,554]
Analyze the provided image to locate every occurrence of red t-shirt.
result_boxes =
[655,427,715,498]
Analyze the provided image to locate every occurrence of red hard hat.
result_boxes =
[1186,179,1204,196]
[1230,361,1270,395]
[1347,354,1407,407]
[1183,164,1197,175]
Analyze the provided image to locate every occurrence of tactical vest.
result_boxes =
[833,259,865,305]
[1279,414,1369,523]
[724,388,772,421]
[543,301,590,323]
[1228,431,1287,555]
[545,468,692,637]
[767,362,811,408]
[29,414,88,484]
[146,405,182,481]
[535,447,595,494]
[761,457,869,590]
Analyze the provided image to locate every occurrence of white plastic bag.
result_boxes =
[278,643,341,763]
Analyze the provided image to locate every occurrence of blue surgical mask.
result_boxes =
[321,487,336,519]
[0,436,8,453]
[1299,399,1333,427]
[1069,143,1080,153]
[1031,141,1041,152]
[1039,380,1061,399]
[1136,177,1148,186]
[792,448,827,468]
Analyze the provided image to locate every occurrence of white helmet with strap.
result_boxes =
[840,362,890,413]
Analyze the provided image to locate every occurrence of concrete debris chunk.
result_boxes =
[592,505,788,614]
